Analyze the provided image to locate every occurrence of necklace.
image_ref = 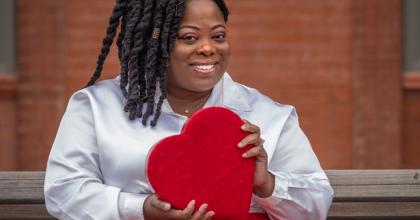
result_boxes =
[183,93,211,115]
[167,92,211,116]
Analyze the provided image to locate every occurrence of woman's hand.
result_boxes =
[238,119,275,198]
[143,195,215,220]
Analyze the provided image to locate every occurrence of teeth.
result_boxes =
[192,64,216,73]
[195,64,214,70]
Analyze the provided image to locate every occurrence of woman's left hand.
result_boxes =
[238,119,275,198]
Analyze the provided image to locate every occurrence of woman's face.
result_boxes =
[167,0,230,94]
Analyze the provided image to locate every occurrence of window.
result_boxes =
[403,0,420,73]
[0,0,15,74]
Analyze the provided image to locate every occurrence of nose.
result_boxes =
[196,39,215,56]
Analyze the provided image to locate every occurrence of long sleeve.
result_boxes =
[44,91,148,220]
[254,109,334,220]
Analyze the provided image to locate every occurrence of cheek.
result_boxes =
[168,52,183,73]
[224,47,231,64]
[219,42,231,58]
[169,47,192,70]
[218,43,231,68]
[170,40,193,60]
[224,42,231,55]
[167,54,190,86]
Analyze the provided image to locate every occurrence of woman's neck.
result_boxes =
[165,84,212,116]
[166,85,212,103]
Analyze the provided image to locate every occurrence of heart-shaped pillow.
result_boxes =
[147,107,255,219]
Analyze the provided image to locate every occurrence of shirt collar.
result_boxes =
[217,73,252,112]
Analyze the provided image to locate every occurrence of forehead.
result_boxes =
[181,0,225,25]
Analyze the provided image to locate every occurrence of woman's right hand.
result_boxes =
[143,195,215,220]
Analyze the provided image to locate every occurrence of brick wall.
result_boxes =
[16,1,66,170]
[403,91,420,167]
[402,74,420,168]
[351,0,402,168]
[225,0,354,168]
[9,0,409,170]
[0,75,17,170]
[65,1,120,98]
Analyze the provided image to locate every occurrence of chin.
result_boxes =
[190,76,222,92]
[189,84,215,93]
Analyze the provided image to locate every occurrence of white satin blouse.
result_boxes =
[44,73,333,220]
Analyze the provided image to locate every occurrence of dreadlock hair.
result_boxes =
[86,0,229,126]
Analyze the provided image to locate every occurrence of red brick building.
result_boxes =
[0,0,419,170]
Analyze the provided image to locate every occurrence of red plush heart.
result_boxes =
[147,107,255,220]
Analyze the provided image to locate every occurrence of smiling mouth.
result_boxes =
[191,63,218,73]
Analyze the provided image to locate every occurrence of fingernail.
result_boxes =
[238,142,244,148]
[241,124,247,130]
[164,203,171,210]
[209,211,215,216]
[242,153,248,158]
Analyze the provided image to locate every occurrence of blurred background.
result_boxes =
[0,0,419,170]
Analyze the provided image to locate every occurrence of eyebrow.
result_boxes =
[179,24,226,31]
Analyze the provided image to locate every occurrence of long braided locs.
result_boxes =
[86,0,229,126]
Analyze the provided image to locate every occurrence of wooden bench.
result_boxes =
[0,170,419,219]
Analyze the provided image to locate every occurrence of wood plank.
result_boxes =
[0,204,54,219]
[0,172,45,203]
[0,172,45,180]
[1,170,420,202]
[3,170,419,185]
[329,202,420,218]
[332,185,420,202]
[326,169,420,185]
[1,170,420,219]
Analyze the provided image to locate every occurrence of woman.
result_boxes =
[44,0,334,219]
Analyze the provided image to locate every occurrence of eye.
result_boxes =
[213,33,226,42]
[179,35,198,44]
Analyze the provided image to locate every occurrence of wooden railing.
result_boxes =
[0,170,420,219]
